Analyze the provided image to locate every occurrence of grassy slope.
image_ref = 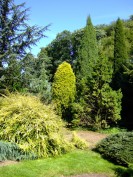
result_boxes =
[0,150,126,177]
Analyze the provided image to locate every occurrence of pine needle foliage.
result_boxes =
[0,93,73,157]
[95,132,133,166]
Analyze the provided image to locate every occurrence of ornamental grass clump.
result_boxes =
[0,93,73,158]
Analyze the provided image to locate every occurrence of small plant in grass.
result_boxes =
[0,93,75,158]
[95,132,133,166]
[71,132,88,149]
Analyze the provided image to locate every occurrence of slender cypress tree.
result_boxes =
[114,18,128,73]
[74,16,99,127]
[76,16,98,80]
[76,16,99,103]
[113,19,132,129]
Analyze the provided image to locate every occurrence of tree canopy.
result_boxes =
[0,0,133,130]
[0,0,49,91]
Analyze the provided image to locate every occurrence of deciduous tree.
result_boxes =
[46,30,72,80]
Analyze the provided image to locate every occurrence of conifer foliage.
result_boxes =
[86,54,122,129]
[21,50,52,103]
[52,61,76,118]
[0,0,48,91]
[114,18,128,73]
[74,17,122,129]
[0,141,37,161]
[77,16,98,80]
[112,18,128,90]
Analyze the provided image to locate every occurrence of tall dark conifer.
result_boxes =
[113,19,133,130]
[74,16,99,127]
[112,18,128,90]
[114,18,128,73]
[73,17,122,129]
[77,16,98,80]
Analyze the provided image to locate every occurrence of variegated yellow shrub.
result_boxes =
[0,93,73,157]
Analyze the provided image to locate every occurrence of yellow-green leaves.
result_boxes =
[0,93,71,157]
[52,62,76,115]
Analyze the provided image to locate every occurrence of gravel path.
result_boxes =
[76,130,107,148]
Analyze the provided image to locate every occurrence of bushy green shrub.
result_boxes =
[71,103,84,127]
[95,132,133,166]
[115,164,133,177]
[0,93,73,157]
[0,141,37,161]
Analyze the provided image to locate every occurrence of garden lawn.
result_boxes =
[0,150,126,177]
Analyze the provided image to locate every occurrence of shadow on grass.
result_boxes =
[115,166,133,177]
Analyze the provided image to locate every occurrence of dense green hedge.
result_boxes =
[0,141,37,161]
[95,132,133,166]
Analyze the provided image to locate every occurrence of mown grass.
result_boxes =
[0,150,126,177]
[98,127,127,134]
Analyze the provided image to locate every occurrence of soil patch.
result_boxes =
[0,160,19,167]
